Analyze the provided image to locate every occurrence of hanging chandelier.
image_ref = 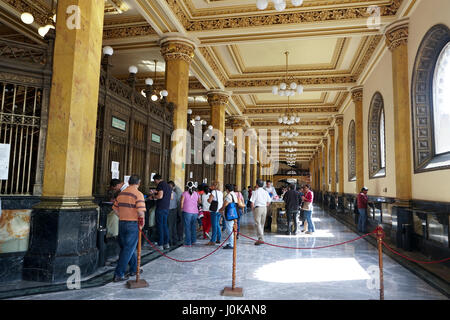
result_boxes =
[286,148,296,153]
[256,0,304,12]
[278,97,300,125]
[281,130,299,138]
[20,0,56,37]
[272,51,303,97]
[282,141,298,146]
[145,60,168,101]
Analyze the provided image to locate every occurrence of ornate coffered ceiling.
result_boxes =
[0,0,417,165]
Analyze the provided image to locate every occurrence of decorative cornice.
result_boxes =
[245,106,338,114]
[168,0,404,31]
[103,25,156,39]
[198,47,227,85]
[226,75,356,88]
[227,116,247,129]
[385,18,409,51]
[4,0,48,26]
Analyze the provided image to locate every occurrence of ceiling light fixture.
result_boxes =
[272,51,303,97]
[37,0,56,38]
[256,0,303,11]
[278,97,300,125]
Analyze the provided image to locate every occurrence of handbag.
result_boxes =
[225,194,239,221]
[209,190,219,212]
[237,192,246,209]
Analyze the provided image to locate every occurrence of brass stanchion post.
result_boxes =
[376,226,384,300]
[221,220,243,297]
[127,218,149,289]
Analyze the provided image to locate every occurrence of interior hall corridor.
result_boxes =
[11,206,446,300]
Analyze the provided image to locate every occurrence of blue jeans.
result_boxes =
[210,211,221,242]
[358,208,367,233]
[237,208,243,233]
[156,208,169,246]
[115,221,139,278]
[183,212,198,245]
[225,219,235,247]
[304,210,315,232]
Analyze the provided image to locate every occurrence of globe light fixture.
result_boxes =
[128,65,138,74]
[145,78,153,86]
[256,0,304,12]
[21,12,34,25]
[103,46,114,56]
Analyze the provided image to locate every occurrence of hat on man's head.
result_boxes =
[361,187,368,192]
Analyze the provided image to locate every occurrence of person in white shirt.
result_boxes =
[206,180,224,246]
[250,179,272,245]
[264,180,277,199]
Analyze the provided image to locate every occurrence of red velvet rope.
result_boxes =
[382,241,450,264]
[141,231,233,263]
[237,230,377,250]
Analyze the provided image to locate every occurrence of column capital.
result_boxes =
[350,86,363,102]
[384,18,409,51]
[160,34,198,64]
[207,90,232,107]
[328,127,335,136]
[335,114,344,126]
[322,137,328,146]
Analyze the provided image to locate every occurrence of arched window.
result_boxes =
[411,24,450,172]
[368,92,386,178]
[348,120,356,181]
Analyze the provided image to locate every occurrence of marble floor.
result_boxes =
[12,206,448,300]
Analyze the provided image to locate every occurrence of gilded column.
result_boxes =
[318,144,323,191]
[230,117,246,191]
[252,133,258,187]
[245,133,251,189]
[385,18,412,203]
[323,137,329,192]
[329,128,336,193]
[160,34,197,189]
[352,86,364,192]
[24,0,105,282]
[208,90,231,190]
[336,115,345,195]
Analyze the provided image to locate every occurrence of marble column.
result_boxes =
[245,134,251,189]
[252,135,258,187]
[336,115,345,195]
[323,137,329,192]
[23,0,105,282]
[352,86,364,193]
[160,34,197,189]
[385,18,412,204]
[230,117,246,191]
[318,144,323,191]
[329,128,336,193]
[208,91,231,190]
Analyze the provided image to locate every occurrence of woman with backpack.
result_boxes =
[220,184,240,249]
[205,180,224,246]
[180,181,201,247]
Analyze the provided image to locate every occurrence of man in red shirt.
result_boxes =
[357,187,369,233]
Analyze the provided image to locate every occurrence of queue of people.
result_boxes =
[107,174,317,282]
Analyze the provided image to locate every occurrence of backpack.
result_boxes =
[225,193,239,221]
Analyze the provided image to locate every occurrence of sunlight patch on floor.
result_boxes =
[253,258,371,283]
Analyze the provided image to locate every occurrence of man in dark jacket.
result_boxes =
[283,184,300,235]
[357,187,369,233]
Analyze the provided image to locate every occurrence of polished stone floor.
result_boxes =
[12,206,447,300]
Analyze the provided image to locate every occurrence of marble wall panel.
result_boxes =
[0,209,31,253]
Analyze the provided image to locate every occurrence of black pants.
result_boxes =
[168,208,178,245]
[287,210,298,234]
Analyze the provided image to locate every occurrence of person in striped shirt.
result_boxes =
[112,175,146,282]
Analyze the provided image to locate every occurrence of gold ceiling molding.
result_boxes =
[166,0,404,31]
[352,35,383,78]
[185,0,394,17]
[198,47,228,85]
[103,24,157,39]
[228,38,346,75]
[104,16,147,26]
[246,106,338,115]
[105,0,130,15]
[226,76,356,88]
[253,120,331,126]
